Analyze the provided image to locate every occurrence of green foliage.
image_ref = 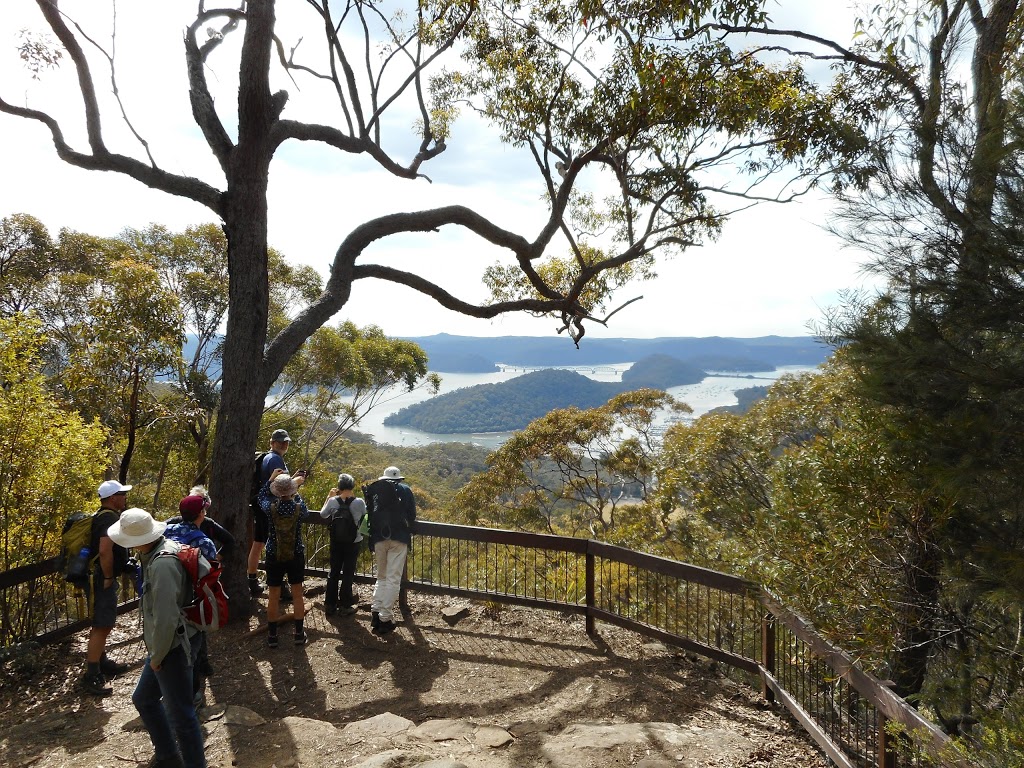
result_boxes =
[275,322,440,468]
[454,388,688,538]
[0,213,57,315]
[657,353,941,669]
[0,315,107,570]
[300,438,491,518]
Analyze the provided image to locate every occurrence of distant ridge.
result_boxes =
[404,334,831,373]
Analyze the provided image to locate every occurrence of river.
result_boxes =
[351,363,819,449]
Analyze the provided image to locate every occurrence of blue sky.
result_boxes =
[0,1,875,340]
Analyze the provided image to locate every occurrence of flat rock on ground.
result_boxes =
[0,589,829,768]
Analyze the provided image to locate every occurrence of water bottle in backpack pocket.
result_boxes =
[60,512,97,586]
[67,547,91,582]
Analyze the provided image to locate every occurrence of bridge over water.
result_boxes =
[496,363,623,375]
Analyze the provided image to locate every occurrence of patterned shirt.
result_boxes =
[164,521,219,564]
[258,482,309,561]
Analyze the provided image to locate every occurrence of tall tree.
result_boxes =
[454,389,686,540]
[808,0,1024,717]
[0,0,872,605]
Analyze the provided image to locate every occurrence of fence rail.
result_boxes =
[2,517,950,767]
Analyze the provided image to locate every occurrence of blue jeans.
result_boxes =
[132,636,206,768]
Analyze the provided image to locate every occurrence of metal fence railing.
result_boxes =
[1,517,950,768]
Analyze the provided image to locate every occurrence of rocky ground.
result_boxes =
[0,584,829,768]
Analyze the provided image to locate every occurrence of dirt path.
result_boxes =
[1,589,827,767]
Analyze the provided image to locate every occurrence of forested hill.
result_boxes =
[403,334,830,372]
[384,369,623,433]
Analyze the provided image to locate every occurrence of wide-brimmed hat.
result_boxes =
[271,473,297,497]
[107,508,166,548]
[379,466,404,481]
[98,479,133,499]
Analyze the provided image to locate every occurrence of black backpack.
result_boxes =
[329,496,362,546]
[364,479,406,540]
[250,451,269,506]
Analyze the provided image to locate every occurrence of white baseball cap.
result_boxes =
[98,479,133,499]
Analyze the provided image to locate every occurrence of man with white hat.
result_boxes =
[364,466,416,636]
[80,479,133,696]
[108,508,206,768]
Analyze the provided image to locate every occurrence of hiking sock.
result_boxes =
[294,619,307,645]
[267,621,279,648]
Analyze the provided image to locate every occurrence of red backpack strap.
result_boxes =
[175,545,200,587]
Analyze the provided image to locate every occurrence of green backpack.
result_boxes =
[269,499,298,563]
[60,512,98,585]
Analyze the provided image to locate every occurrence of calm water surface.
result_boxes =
[352,363,818,449]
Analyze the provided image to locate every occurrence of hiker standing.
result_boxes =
[247,429,306,597]
[165,494,220,707]
[167,485,236,562]
[365,466,416,636]
[319,473,366,616]
[80,479,133,696]
[258,471,310,647]
[107,508,207,768]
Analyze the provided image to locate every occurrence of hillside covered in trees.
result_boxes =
[384,353,732,433]
[620,354,706,389]
[384,369,624,433]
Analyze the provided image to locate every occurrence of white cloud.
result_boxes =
[0,0,881,340]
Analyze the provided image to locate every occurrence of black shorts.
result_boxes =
[252,504,269,544]
[265,556,305,587]
[86,570,118,628]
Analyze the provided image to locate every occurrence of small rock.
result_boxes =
[475,725,513,748]
[507,720,548,737]
[410,718,476,741]
[441,604,471,625]
[343,711,415,738]
[223,706,266,727]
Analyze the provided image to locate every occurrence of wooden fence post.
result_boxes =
[762,610,776,703]
[878,713,897,768]
[585,545,595,636]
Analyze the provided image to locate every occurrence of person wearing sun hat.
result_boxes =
[247,428,308,597]
[257,469,311,647]
[108,508,207,768]
[164,492,220,708]
[80,479,134,697]
[365,466,416,636]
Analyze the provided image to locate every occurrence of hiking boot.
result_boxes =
[371,611,380,630]
[80,671,112,696]
[339,605,358,616]
[100,656,129,677]
[146,753,185,768]
[372,620,396,636]
[324,603,337,617]
[294,630,308,646]
[248,575,265,597]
